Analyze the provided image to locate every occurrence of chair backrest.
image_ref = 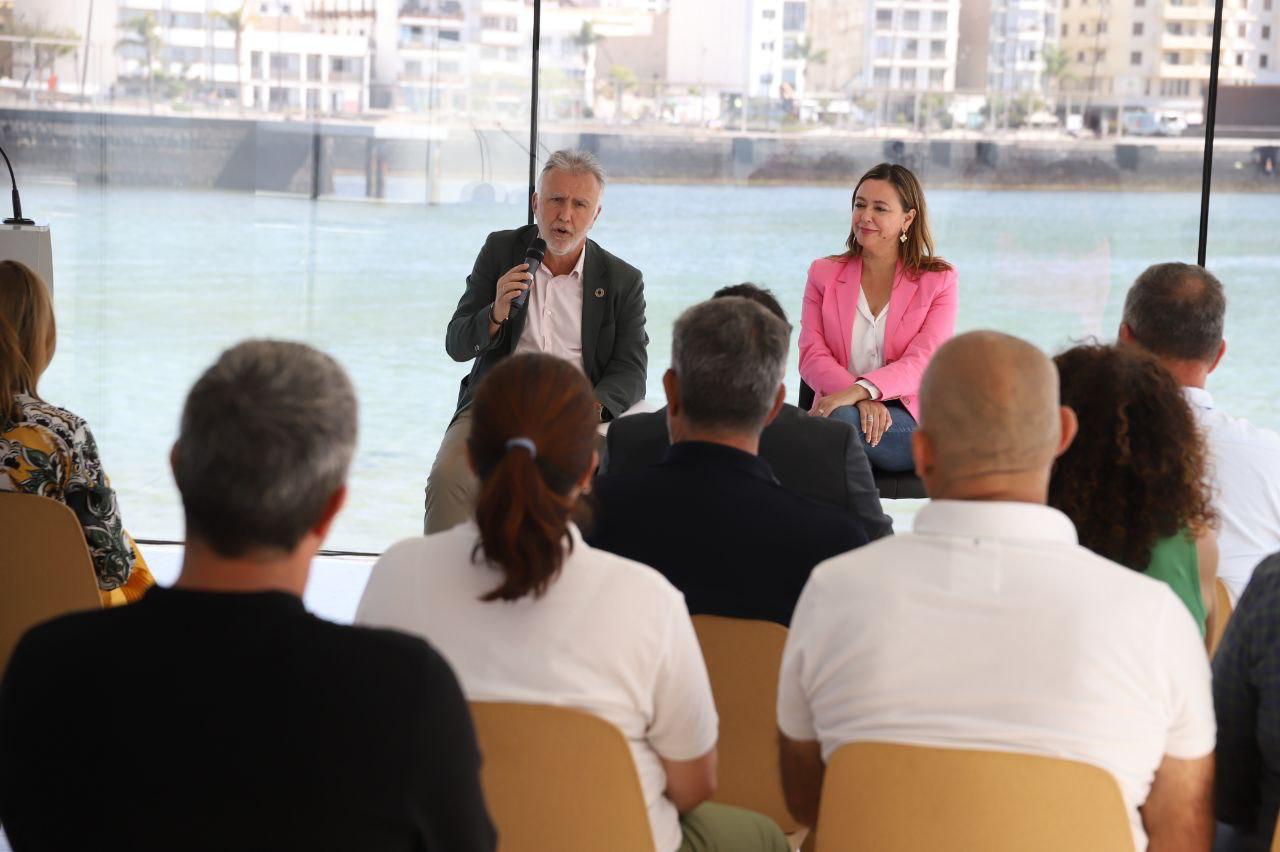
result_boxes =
[691,614,797,833]
[815,741,1134,852]
[469,701,655,852]
[1208,577,1234,658]
[0,492,101,678]
[799,379,816,412]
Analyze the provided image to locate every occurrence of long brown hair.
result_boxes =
[467,353,598,601]
[0,260,56,425]
[839,162,952,278]
[1048,344,1215,571]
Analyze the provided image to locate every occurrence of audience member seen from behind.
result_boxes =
[358,353,789,852]
[1120,262,1280,602]
[600,283,891,540]
[0,340,496,852]
[1049,344,1218,638]
[1213,552,1280,852]
[777,331,1215,852]
[0,259,153,606]
[798,162,958,472]
[589,297,870,626]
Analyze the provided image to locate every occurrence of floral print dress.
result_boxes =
[1,392,153,606]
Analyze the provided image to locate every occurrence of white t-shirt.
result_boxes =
[1184,386,1280,602]
[777,500,1215,851]
[355,522,717,852]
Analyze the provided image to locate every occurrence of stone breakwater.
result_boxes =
[2,107,1275,197]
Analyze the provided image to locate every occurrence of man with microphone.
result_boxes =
[426,149,648,533]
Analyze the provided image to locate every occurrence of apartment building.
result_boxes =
[1058,0,1278,111]
[667,0,808,103]
[957,0,1057,94]
[805,0,869,97]
[395,1,469,112]
[866,0,962,91]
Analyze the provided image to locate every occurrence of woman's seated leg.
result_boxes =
[677,801,789,852]
[829,401,918,473]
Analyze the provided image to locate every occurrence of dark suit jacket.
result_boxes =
[0,587,496,852]
[600,403,893,540]
[445,223,647,420]
[588,441,870,626]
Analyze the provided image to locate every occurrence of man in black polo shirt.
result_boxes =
[0,341,495,852]
[589,297,869,626]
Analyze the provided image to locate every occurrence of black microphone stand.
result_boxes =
[0,143,34,226]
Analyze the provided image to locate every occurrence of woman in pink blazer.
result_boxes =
[799,163,958,472]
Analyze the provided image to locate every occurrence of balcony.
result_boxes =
[1163,4,1217,21]
[399,0,464,16]
[1159,62,1211,78]
[1161,32,1211,50]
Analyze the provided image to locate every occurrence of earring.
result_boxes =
[899,231,908,244]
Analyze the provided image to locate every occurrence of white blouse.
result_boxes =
[848,287,887,400]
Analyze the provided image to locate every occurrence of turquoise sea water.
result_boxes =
[25,180,1280,552]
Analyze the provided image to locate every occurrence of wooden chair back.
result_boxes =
[815,741,1134,852]
[0,493,100,678]
[1208,577,1234,658]
[692,614,797,834]
[469,701,655,852]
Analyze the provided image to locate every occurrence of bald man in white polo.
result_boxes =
[777,331,1215,852]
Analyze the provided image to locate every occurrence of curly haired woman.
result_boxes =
[1049,343,1218,637]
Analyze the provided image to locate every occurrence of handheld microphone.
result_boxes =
[0,144,34,226]
[511,237,546,311]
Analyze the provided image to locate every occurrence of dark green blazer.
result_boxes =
[445,224,648,420]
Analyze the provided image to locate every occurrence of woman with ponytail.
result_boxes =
[0,260,154,605]
[358,353,788,852]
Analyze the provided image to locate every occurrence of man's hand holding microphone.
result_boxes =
[487,237,547,338]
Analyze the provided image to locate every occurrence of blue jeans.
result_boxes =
[831,400,918,473]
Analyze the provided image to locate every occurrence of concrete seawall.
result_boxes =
[2,107,1275,198]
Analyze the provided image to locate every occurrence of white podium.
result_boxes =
[0,223,53,292]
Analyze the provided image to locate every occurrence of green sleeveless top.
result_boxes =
[1144,530,1206,636]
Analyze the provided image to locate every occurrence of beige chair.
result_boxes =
[0,492,101,677]
[814,742,1134,852]
[692,614,798,835]
[1271,809,1280,852]
[1208,577,1234,658]
[469,701,655,852]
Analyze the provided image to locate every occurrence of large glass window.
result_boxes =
[5,0,534,552]
[1205,68,1280,430]
[2,0,1274,553]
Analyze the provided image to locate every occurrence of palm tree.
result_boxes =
[607,64,636,123]
[212,4,246,111]
[116,12,162,112]
[571,21,605,115]
[9,19,79,92]
[792,35,828,114]
[1041,44,1074,104]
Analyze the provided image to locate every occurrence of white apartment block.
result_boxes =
[986,0,1056,93]
[244,1,373,112]
[1058,0,1279,110]
[115,1,241,98]
[396,1,469,112]
[667,0,808,101]
[866,0,962,91]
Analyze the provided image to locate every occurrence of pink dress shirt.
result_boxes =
[798,255,959,423]
[513,243,587,370]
